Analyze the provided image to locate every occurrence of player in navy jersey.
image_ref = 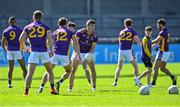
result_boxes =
[19,10,58,95]
[69,19,98,92]
[138,26,153,86]
[112,18,142,87]
[36,17,81,93]
[1,16,27,88]
[151,19,177,86]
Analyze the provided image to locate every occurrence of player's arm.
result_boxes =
[72,35,81,61]
[46,30,54,56]
[1,35,7,53]
[142,38,152,58]
[19,31,28,51]
[134,35,142,48]
[152,35,162,45]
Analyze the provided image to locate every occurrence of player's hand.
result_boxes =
[49,51,54,57]
[25,48,30,53]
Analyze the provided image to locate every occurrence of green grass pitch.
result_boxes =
[0,63,179,106]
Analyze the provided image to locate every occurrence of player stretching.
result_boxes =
[69,19,98,92]
[67,21,92,85]
[37,17,81,93]
[1,16,27,88]
[151,19,177,86]
[20,10,58,95]
[138,26,153,86]
[112,18,142,86]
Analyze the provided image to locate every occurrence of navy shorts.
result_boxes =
[142,59,153,68]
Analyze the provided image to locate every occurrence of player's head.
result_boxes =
[8,16,16,26]
[33,10,43,21]
[67,21,76,32]
[157,18,166,30]
[58,17,68,27]
[124,18,133,28]
[145,26,152,37]
[86,19,96,32]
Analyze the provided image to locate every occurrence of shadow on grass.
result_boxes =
[0,74,180,81]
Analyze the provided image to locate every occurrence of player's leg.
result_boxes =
[138,70,149,80]
[113,60,123,86]
[43,62,58,95]
[87,60,96,91]
[69,55,80,91]
[138,59,153,85]
[113,49,124,86]
[151,60,162,85]
[37,64,56,93]
[7,60,14,88]
[147,67,152,85]
[130,59,139,77]
[82,60,91,85]
[130,59,141,86]
[56,64,71,92]
[24,63,37,95]
[160,62,176,85]
[17,59,27,79]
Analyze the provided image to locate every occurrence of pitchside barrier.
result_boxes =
[0,44,180,65]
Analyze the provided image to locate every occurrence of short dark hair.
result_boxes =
[67,21,76,28]
[86,19,95,26]
[157,18,166,26]
[145,26,152,31]
[124,18,132,27]
[33,10,43,20]
[8,16,16,25]
[58,17,68,26]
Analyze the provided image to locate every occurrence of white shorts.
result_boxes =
[71,51,93,62]
[118,49,134,62]
[155,51,170,62]
[51,54,70,66]
[7,51,23,60]
[28,52,50,64]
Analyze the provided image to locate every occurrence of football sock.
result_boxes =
[88,79,91,83]
[8,80,12,85]
[115,79,118,83]
[69,86,73,89]
[152,80,156,85]
[60,79,64,83]
[24,88,29,94]
[40,84,45,89]
[50,83,55,90]
[170,75,175,80]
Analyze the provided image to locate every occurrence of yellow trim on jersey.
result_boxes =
[142,37,151,58]
[160,37,165,52]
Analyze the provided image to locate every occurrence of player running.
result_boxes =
[19,10,58,95]
[151,18,177,86]
[69,19,98,92]
[138,26,153,86]
[112,18,142,86]
[1,16,27,88]
[36,17,81,93]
